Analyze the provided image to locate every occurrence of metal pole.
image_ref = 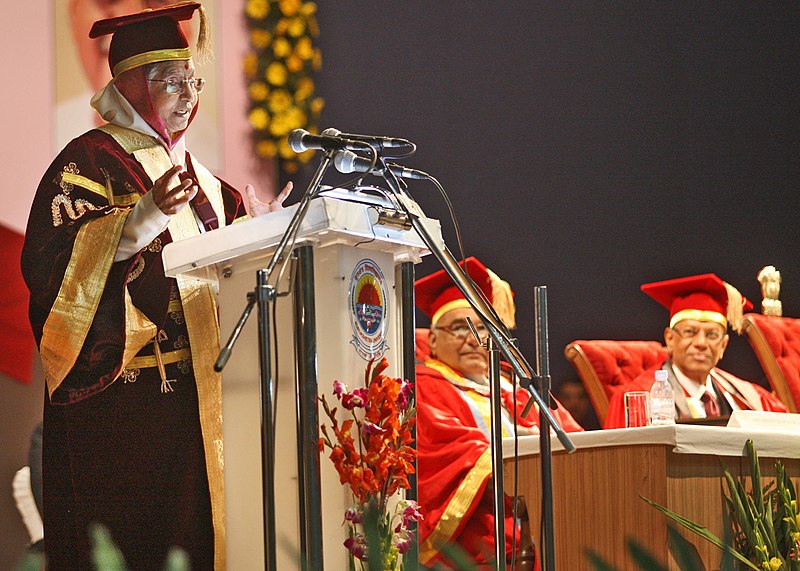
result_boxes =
[256,269,277,571]
[293,245,323,569]
[398,261,419,570]
[487,336,507,569]
[534,286,555,571]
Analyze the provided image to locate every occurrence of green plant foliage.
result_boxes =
[643,439,800,571]
[587,526,707,571]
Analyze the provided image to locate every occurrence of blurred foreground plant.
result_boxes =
[643,439,799,571]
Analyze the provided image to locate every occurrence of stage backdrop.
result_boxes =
[309,1,800,395]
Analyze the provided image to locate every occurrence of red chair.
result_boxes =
[415,328,431,362]
[564,340,668,425]
[741,313,800,413]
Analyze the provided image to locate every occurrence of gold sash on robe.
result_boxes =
[45,123,228,570]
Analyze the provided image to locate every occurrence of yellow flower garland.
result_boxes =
[245,0,324,174]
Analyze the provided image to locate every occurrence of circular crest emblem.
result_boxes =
[349,259,389,361]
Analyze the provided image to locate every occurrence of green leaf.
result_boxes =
[162,548,190,571]
[14,551,45,571]
[725,471,756,550]
[628,539,670,571]
[425,542,482,570]
[585,550,622,571]
[641,496,760,570]
[667,526,707,571]
[90,523,128,571]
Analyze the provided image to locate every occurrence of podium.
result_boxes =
[503,425,800,570]
[163,192,440,570]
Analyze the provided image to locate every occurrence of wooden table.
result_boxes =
[503,420,800,570]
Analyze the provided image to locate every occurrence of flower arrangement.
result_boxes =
[645,439,800,571]
[318,357,421,570]
[244,0,325,175]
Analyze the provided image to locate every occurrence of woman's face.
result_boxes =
[147,60,199,137]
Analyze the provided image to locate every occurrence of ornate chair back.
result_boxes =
[564,340,668,425]
[741,313,800,413]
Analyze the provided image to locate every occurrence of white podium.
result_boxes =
[163,192,440,570]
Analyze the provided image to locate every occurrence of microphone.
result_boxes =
[322,128,413,150]
[334,150,429,181]
[287,129,370,153]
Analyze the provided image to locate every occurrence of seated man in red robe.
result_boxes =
[604,274,787,428]
[414,257,583,569]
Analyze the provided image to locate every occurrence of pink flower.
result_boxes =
[363,422,387,436]
[342,387,368,410]
[402,501,423,526]
[398,380,413,409]
[333,380,346,397]
[344,506,363,524]
[393,528,416,554]
[344,534,367,560]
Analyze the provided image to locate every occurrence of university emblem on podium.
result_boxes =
[349,259,389,360]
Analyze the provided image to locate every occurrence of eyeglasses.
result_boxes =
[672,326,725,343]
[148,77,206,95]
[436,322,488,341]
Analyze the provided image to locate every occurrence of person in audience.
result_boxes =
[21,4,290,569]
[604,274,787,428]
[554,379,601,430]
[414,257,583,569]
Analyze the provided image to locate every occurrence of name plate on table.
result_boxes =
[728,410,800,430]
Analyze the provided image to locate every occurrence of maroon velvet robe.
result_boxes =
[21,128,245,570]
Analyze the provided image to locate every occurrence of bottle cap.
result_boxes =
[655,370,668,382]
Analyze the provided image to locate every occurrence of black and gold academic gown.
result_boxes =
[21,124,246,570]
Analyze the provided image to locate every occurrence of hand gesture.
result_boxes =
[246,181,293,217]
[151,165,198,215]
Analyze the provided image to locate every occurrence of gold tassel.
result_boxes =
[487,268,516,330]
[723,281,745,334]
[153,331,176,393]
[195,3,213,63]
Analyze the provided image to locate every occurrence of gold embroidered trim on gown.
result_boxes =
[418,448,493,564]
[41,210,129,397]
[100,123,227,570]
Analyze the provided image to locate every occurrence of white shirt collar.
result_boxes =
[672,364,714,399]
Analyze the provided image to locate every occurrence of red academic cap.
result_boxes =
[415,257,516,328]
[89,2,207,78]
[641,273,753,333]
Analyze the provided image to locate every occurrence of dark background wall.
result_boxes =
[309,1,800,394]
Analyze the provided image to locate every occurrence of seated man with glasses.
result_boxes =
[414,257,583,569]
[604,274,787,429]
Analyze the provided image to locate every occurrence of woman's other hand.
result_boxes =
[246,181,293,217]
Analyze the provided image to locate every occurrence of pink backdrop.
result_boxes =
[0,1,276,384]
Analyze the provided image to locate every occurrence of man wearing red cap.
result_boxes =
[604,274,787,429]
[21,4,291,569]
[414,257,583,569]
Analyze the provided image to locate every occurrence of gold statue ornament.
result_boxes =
[757,265,782,317]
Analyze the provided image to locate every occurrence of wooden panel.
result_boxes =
[505,444,669,569]
[505,445,800,570]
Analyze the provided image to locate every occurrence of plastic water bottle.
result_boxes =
[650,370,675,425]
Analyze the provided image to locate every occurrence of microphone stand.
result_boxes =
[375,159,574,451]
[486,334,507,567]
[373,157,575,571]
[215,148,338,571]
[534,287,555,571]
